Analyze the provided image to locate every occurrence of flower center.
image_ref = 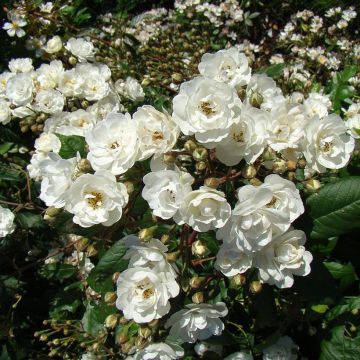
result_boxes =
[85,192,103,209]
[152,131,164,141]
[321,141,333,153]
[266,196,278,208]
[199,101,216,116]
[110,141,121,149]
[232,131,244,143]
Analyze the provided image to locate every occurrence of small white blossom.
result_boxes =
[346,114,360,139]
[3,12,27,38]
[255,229,313,288]
[116,266,179,323]
[36,60,64,90]
[134,105,179,161]
[65,38,95,62]
[115,77,145,102]
[175,186,231,232]
[34,133,61,153]
[142,168,194,220]
[302,114,355,173]
[64,170,129,227]
[198,47,251,88]
[86,112,139,175]
[165,302,228,343]
[34,89,64,114]
[8,58,33,73]
[132,343,184,360]
[303,92,331,119]
[6,72,34,106]
[44,35,63,54]
[0,206,16,237]
[172,76,242,147]
[0,99,11,124]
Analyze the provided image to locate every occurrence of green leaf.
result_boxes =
[320,326,360,360]
[82,301,114,336]
[307,177,360,239]
[324,262,356,290]
[87,240,129,293]
[16,212,45,229]
[57,134,86,159]
[40,263,76,280]
[0,142,13,155]
[258,63,285,78]
[325,297,360,322]
[311,304,329,314]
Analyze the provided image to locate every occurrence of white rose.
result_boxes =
[11,105,34,119]
[142,169,194,220]
[39,153,78,208]
[255,229,313,288]
[172,76,242,147]
[175,186,231,232]
[35,89,64,114]
[246,74,285,111]
[123,235,177,276]
[36,60,64,90]
[86,91,122,121]
[64,170,129,227]
[0,99,11,124]
[346,114,360,139]
[115,77,145,101]
[302,114,355,173]
[132,343,184,360]
[8,58,33,73]
[263,336,298,360]
[134,105,179,161]
[217,184,290,253]
[34,133,61,153]
[76,63,110,101]
[44,35,62,54]
[215,242,253,277]
[63,110,97,137]
[224,352,254,360]
[215,105,269,166]
[86,112,139,175]
[165,302,228,343]
[304,92,331,119]
[0,71,15,96]
[262,174,304,222]
[267,103,307,157]
[27,151,52,181]
[6,72,34,106]
[198,47,251,88]
[65,38,95,62]
[0,206,16,237]
[58,69,83,97]
[116,266,179,323]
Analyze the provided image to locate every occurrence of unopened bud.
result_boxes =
[81,100,89,109]
[287,171,296,182]
[40,334,48,342]
[141,78,151,86]
[52,338,60,346]
[193,147,208,161]
[138,226,157,241]
[236,86,247,101]
[68,56,77,65]
[49,350,58,357]
[160,234,170,244]
[171,73,183,83]
[262,147,277,161]
[148,319,160,328]
[204,177,221,188]
[75,237,89,251]
[139,327,152,339]
[298,158,306,169]
[308,326,317,336]
[119,316,129,325]
[78,159,92,172]
[112,272,120,283]
[86,244,98,257]
[231,273,246,287]
[272,159,287,174]
[192,291,204,304]
[121,340,135,354]
[166,251,179,263]
[45,206,62,218]
[124,181,135,194]
[304,179,321,192]
[92,342,100,352]
[286,160,297,171]
[350,324,357,332]
[105,314,118,329]
[191,240,208,257]
[189,276,206,289]
[351,308,359,315]
[242,165,257,179]
[163,153,176,165]
[249,91,263,108]
[195,161,207,172]
[184,139,197,153]
[249,178,262,186]
[104,291,117,304]
[250,280,262,294]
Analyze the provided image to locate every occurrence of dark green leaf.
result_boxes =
[87,240,129,293]
[307,177,360,239]
[40,263,76,280]
[325,297,360,322]
[57,134,86,159]
[16,212,45,229]
[324,262,356,290]
[82,301,114,336]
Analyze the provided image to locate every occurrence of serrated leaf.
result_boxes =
[307,177,360,239]
[16,212,45,229]
[82,301,114,336]
[87,240,129,293]
[320,325,360,360]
